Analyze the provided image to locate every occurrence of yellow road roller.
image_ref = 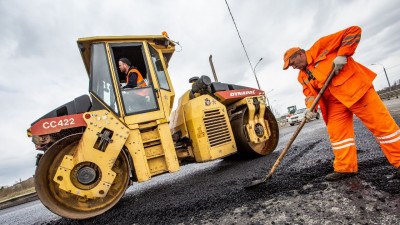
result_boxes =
[27,33,279,219]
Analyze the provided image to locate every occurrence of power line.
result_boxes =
[372,63,400,71]
[224,0,256,82]
[387,63,400,70]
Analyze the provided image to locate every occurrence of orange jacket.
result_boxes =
[298,26,377,123]
[126,68,146,88]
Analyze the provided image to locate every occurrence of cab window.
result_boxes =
[90,43,119,114]
[148,44,170,91]
[109,42,160,115]
[109,42,150,87]
[120,86,158,114]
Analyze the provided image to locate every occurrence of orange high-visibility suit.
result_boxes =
[126,67,146,88]
[298,26,400,172]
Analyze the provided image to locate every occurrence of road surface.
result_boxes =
[1,98,399,224]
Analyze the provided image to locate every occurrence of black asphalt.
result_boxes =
[0,100,398,224]
[47,99,400,225]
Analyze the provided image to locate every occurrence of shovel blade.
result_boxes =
[244,177,268,189]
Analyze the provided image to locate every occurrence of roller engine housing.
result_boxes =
[170,75,279,161]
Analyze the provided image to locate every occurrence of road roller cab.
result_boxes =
[27,33,279,220]
[77,35,176,124]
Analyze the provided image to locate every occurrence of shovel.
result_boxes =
[245,67,337,188]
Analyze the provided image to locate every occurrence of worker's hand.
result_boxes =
[332,56,347,75]
[305,108,317,122]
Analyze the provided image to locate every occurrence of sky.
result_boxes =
[1,0,400,186]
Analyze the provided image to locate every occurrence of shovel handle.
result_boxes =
[263,67,336,180]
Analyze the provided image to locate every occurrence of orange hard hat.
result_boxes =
[283,47,301,70]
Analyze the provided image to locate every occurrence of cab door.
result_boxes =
[89,43,122,117]
[108,42,167,126]
[146,43,175,119]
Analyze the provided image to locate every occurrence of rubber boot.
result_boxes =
[325,172,356,181]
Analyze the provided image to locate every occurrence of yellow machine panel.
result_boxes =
[183,95,237,162]
[169,90,191,139]
[125,120,180,182]
[53,110,128,199]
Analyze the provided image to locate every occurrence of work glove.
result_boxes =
[305,108,317,122]
[332,56,347,75]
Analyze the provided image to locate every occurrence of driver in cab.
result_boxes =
[118,58,146,89]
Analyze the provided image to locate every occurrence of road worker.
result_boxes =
[119,58,146,88]
[283,26,400,181]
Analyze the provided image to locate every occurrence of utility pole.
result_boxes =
[253,58,263,90]
[372,63,391,91]
[209,55,219,82]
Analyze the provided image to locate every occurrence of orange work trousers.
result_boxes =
[324,86,400,172]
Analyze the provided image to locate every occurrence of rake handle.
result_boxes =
[263,67,336,180]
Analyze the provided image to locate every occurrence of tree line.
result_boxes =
[377,78,400,94]
[0,177,34,200]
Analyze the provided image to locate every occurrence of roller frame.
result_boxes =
[53,110,129,199]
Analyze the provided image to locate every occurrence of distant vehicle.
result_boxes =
[285,105,297,122]
[287,105,297,116]
[288,108,320,126]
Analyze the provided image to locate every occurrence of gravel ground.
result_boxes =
[1,99,398,225]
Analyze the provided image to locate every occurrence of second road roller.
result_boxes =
[26,33,279,219]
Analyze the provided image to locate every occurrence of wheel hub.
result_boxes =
[77,166,97,185]
[71,162,102,190]
[254,123,264,137]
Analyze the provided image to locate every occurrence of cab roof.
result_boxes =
[77,35,175,76]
